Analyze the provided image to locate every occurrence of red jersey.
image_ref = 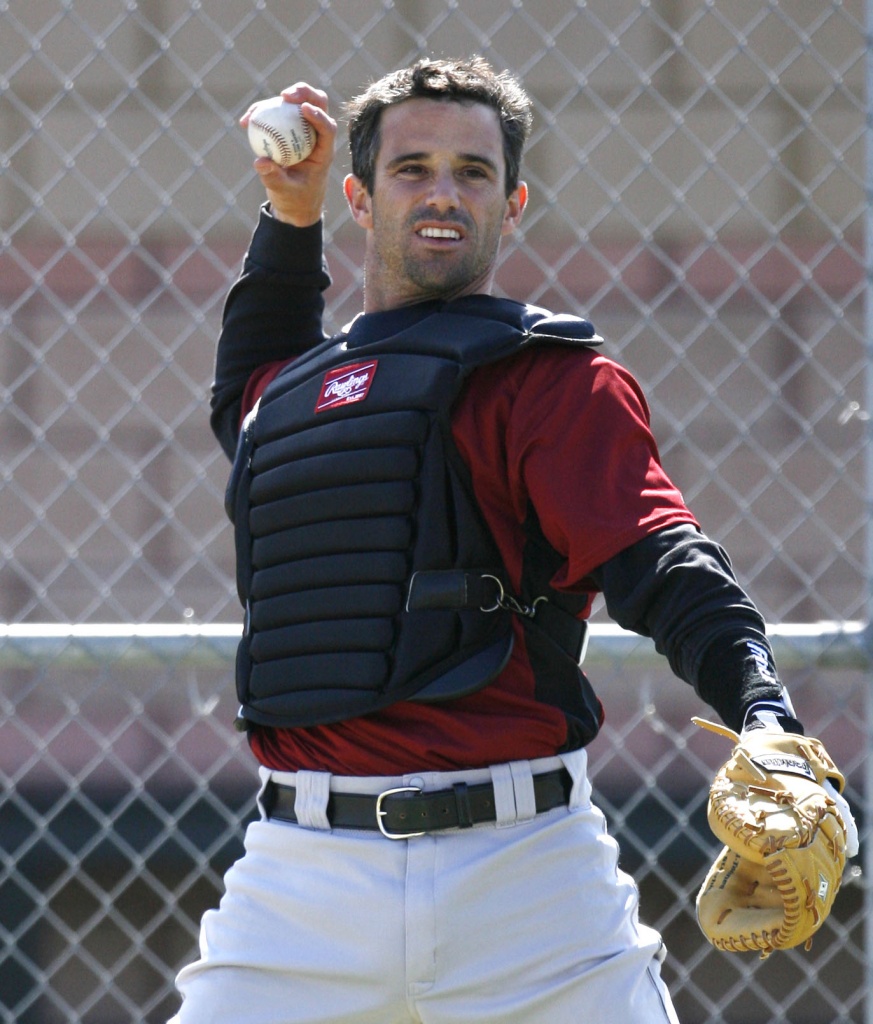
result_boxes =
[238,342,696,775]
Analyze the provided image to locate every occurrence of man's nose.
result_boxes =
[426,168,460,211]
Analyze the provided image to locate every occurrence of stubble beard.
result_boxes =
[369,208,502,306]
[401,247,484,298]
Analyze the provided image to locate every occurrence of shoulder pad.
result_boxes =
[523,307,603,345]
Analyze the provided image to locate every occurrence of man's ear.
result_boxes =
[344,174,373,229]
[502,180,528,236]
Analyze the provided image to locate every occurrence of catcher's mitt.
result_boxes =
[693,717,849,957]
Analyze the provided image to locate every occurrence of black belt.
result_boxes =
[262,767,573,839]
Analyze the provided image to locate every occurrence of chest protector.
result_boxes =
[227,296,601,730]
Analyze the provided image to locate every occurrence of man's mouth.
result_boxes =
[417,226,462,240]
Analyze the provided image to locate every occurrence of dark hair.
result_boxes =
[345,56,533,196]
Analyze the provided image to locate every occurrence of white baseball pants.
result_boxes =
[168,748,680,1024]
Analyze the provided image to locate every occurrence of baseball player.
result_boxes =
[169,57,856,1023]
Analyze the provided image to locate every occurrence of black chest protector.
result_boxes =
[227,295,602,732]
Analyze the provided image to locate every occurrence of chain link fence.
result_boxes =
[1,2,869,1022]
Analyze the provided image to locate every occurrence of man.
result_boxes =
[170,57,849,1023]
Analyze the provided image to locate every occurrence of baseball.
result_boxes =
[247,96,315,167]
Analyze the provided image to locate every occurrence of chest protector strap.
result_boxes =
[227,297,601,729]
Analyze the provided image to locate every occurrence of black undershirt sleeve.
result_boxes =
[588,522,786,732]
[210,206,332,459]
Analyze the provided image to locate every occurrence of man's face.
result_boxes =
[344,98,527,311]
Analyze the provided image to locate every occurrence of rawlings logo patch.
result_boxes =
[316,360,378,413]
[751,753,815,780]
[817,872,829,903]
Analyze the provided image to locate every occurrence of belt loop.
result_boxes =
[490,763,517,827]
[558,747,591,810]
[256,765,274,821]
[509,761,537,822]
[293,771,332,830]
[452,782,474,829]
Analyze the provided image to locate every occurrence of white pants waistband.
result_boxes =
[256,747,591,831]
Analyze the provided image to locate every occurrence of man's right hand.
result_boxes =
[240,83,336,227]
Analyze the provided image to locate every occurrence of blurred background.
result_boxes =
[0,2,869,1021]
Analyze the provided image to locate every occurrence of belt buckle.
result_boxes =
[375,786,424,839]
